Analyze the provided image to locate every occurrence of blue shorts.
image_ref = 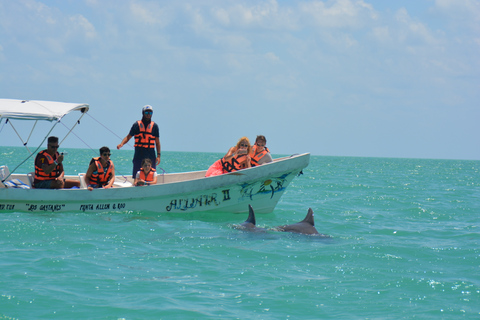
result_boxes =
[34,180,53,189]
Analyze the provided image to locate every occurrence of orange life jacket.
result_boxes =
[34,150,61,181]
[134,120,156,149]
[250,145,270,167]
[89,157,114,186]
[139,168,156,182]
[221,153,249,172]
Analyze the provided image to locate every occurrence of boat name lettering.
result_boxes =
[25,203,65,212]
[0,204,15,210]
[80,204,94,211]
[40,204,65,212]
[80,203,126,211]
[112,203,126,210]
[166,192,224,212]
[222,189,231,201]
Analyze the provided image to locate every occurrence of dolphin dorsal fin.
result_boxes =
[301,208,315,226]
[246,204,256,225]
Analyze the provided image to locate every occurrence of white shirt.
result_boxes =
[135,170,157,180]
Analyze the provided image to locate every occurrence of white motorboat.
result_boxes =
[0,99,310,214]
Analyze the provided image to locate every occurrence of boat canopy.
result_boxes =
[0,99,89,121]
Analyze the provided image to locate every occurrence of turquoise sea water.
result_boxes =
[1,147,479,319]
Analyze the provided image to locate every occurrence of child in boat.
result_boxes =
[134,158,158,186]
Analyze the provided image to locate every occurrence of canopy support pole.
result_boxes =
[25,120,38,150]
[0,118,7,135]
[59,112,87,146]
[1,121,59,183]
[8,120,32,154]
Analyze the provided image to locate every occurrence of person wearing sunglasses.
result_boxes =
[33,136,80,189]
[85,146,115,191]
[117,105,161,178]
[205,137,252,177]
[250,135,273,166]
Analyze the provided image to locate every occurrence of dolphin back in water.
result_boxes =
[234,206,330,237]
[232,204,267,232]
[276,208,330,237]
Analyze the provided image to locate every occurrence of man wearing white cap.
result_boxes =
[117,105,161,177]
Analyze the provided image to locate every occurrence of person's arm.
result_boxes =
[223,147,238,162]
[42,153,64,175]
[258,153,273,165]
[104,164,115,189]
[85,162,95,185]
[42,161,57,175]
[117,134,132,149]
[56,168,65,181]
[150,172,158,185]
[155,137,161,165]
[134,171,143,186]
[245,155,251,168]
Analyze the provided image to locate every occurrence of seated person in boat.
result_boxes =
[33,136,80,189]
[250,135,273,166]
[205,137,252,177]
[85,147,115,191]
[134,158,157,186]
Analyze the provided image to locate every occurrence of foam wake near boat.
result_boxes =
[0,99,310,214]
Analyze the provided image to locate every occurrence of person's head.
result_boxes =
[99,146,111,160]
[47,136,60,153]
[255,135,267,148]
[236,136,251,154]
[142,105,153,119]
[141,158,153,171]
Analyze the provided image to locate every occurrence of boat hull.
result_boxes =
[0,153,310,214]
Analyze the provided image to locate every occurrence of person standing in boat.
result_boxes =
[33,136,80,189]
[250,135,273,166]
[117,105,161,177]
[205,137,252,177]
[85,146,115,191]
[134,158,158,186]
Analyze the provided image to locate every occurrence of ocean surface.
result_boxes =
[1,147,479,319]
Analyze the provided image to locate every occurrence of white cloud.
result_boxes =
[211,0,297,30]
[23,0,57,25]
[435,0,480,15]
[0,1,97,54]
[230,0,279,26]
[187,5,210,34]
[299,0,377,28]
[129,2,170,27]
[372,26,390,42]
[264,52,280,63]
[434,0,480,46]
[216,34,252,51]
[395,8,438,45]
[212,7,230,26]
[69,14,97,40]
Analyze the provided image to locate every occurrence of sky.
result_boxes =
[0,0,479,160]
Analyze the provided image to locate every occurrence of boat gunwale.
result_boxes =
[1,153,310,201]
